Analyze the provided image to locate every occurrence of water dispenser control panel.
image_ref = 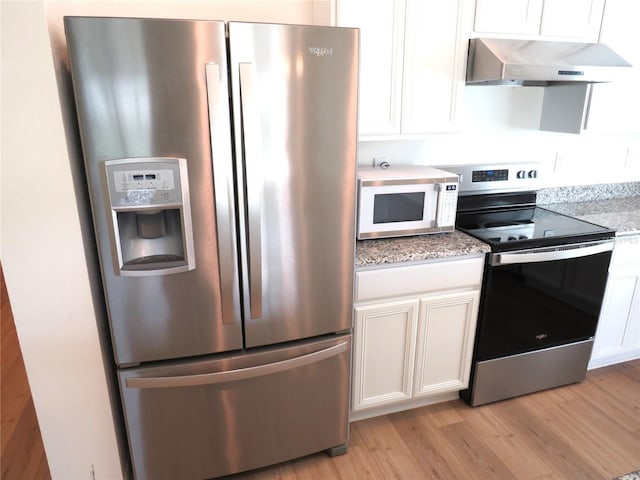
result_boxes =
[107,162,183,208]
[103,157,195,276]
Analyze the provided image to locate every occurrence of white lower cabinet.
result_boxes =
[413,291,480,398]
[589,235,640,369]
[351,256,483,419]
[353,299,419,410]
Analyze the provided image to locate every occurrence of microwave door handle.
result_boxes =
[434,183,445,227]
[239,62,263,320]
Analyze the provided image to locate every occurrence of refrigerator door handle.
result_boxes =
[239,62,263,319]
[125,341,349,389]
[205,63,239,325]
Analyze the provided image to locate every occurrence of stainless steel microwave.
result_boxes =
[356,166,459,240]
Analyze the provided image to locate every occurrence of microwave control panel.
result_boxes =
[438,183,458,226]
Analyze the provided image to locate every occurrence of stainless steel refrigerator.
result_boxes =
[64,17,358,480]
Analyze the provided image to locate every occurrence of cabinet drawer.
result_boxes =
[355,256,484,303]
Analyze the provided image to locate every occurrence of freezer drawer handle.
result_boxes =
[239,62,263,320]
[125,341,349,389]
[205,62,240,325]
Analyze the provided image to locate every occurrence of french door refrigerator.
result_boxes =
[64,17,358,480]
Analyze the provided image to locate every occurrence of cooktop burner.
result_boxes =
[435,162,617,252]
[457,206,614,251]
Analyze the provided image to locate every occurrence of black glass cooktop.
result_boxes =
[457,206,615,252]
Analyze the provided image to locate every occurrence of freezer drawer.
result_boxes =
[118,334,351,479]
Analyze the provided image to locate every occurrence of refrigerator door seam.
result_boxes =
[239,62,263,320]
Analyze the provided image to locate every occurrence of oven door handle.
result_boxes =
[490,240,614,266]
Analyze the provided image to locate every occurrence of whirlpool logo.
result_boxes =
[308,47,333,57]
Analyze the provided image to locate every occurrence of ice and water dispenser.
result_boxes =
[104,157,195,276]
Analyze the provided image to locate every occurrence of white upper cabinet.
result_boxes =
[584,0,640,133]
[539,0,605,40]
[474,0,543,35]
[337,0,472,137]
[474,0,605,42]
[337,0,405,135]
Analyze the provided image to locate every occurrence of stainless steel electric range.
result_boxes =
[439,162,615,406]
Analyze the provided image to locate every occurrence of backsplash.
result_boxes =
[537,182,640,204]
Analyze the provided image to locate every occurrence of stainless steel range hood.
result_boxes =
[466,38,632,86]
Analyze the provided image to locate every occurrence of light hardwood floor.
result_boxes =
[2,261,638,479]
[1,265,51,480]
[231,359,640,480]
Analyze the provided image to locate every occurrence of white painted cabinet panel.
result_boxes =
[590,235,640,369]
[337,0,405,135]
[473,0,604,41]
[352,299,419,411]
[413,291,480,397]
[337,0,470,136]
[352,255,484,418]
[474,0,543,35]
[585,0,640,133]
[355,256,484,302]
[401,0,468,133]
[539,0,605,40]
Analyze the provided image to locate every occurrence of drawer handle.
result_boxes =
[126,341,349,389]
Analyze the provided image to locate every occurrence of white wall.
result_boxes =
[1,1,332,479]
[1,2,123,479]
[358,86,640,187]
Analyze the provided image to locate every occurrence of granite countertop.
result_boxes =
[542,196,640,237]
[356,183,640,269]
[355,230,490,269]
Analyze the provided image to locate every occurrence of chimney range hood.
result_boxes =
[466,38,632,86]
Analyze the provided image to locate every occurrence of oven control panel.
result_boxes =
[472,169,509,182]
[436,163,543,195]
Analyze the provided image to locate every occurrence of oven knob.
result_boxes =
[517,170,526,179]
[528,170,538,178]
[508,236,517,241]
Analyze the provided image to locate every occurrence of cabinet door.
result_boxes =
[352,299,419,411]
[539,0,605,41]
[337,0,405,135]
[585,0,640,133]
[474,0,604,40]
[592,269,640,361]
[401,0,468,133]
[413,291,479,397]
[474,0,543,35]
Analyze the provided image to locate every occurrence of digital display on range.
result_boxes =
[472,169,509,182]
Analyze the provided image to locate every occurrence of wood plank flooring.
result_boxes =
[1,259,638,479]
[1,265,51,480]
[232,359,640,480]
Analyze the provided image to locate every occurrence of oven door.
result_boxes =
[475,240,614,361]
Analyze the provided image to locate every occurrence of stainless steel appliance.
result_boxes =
[467,38,632,86]
[65,17,358,479]
[439,163,615,406]
[356,166,459,239]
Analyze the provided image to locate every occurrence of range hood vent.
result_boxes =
[466,38,632,86]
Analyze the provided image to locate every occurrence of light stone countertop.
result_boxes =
[355,184,640,269]
[355,230,490,269]
[542,196,640,237]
